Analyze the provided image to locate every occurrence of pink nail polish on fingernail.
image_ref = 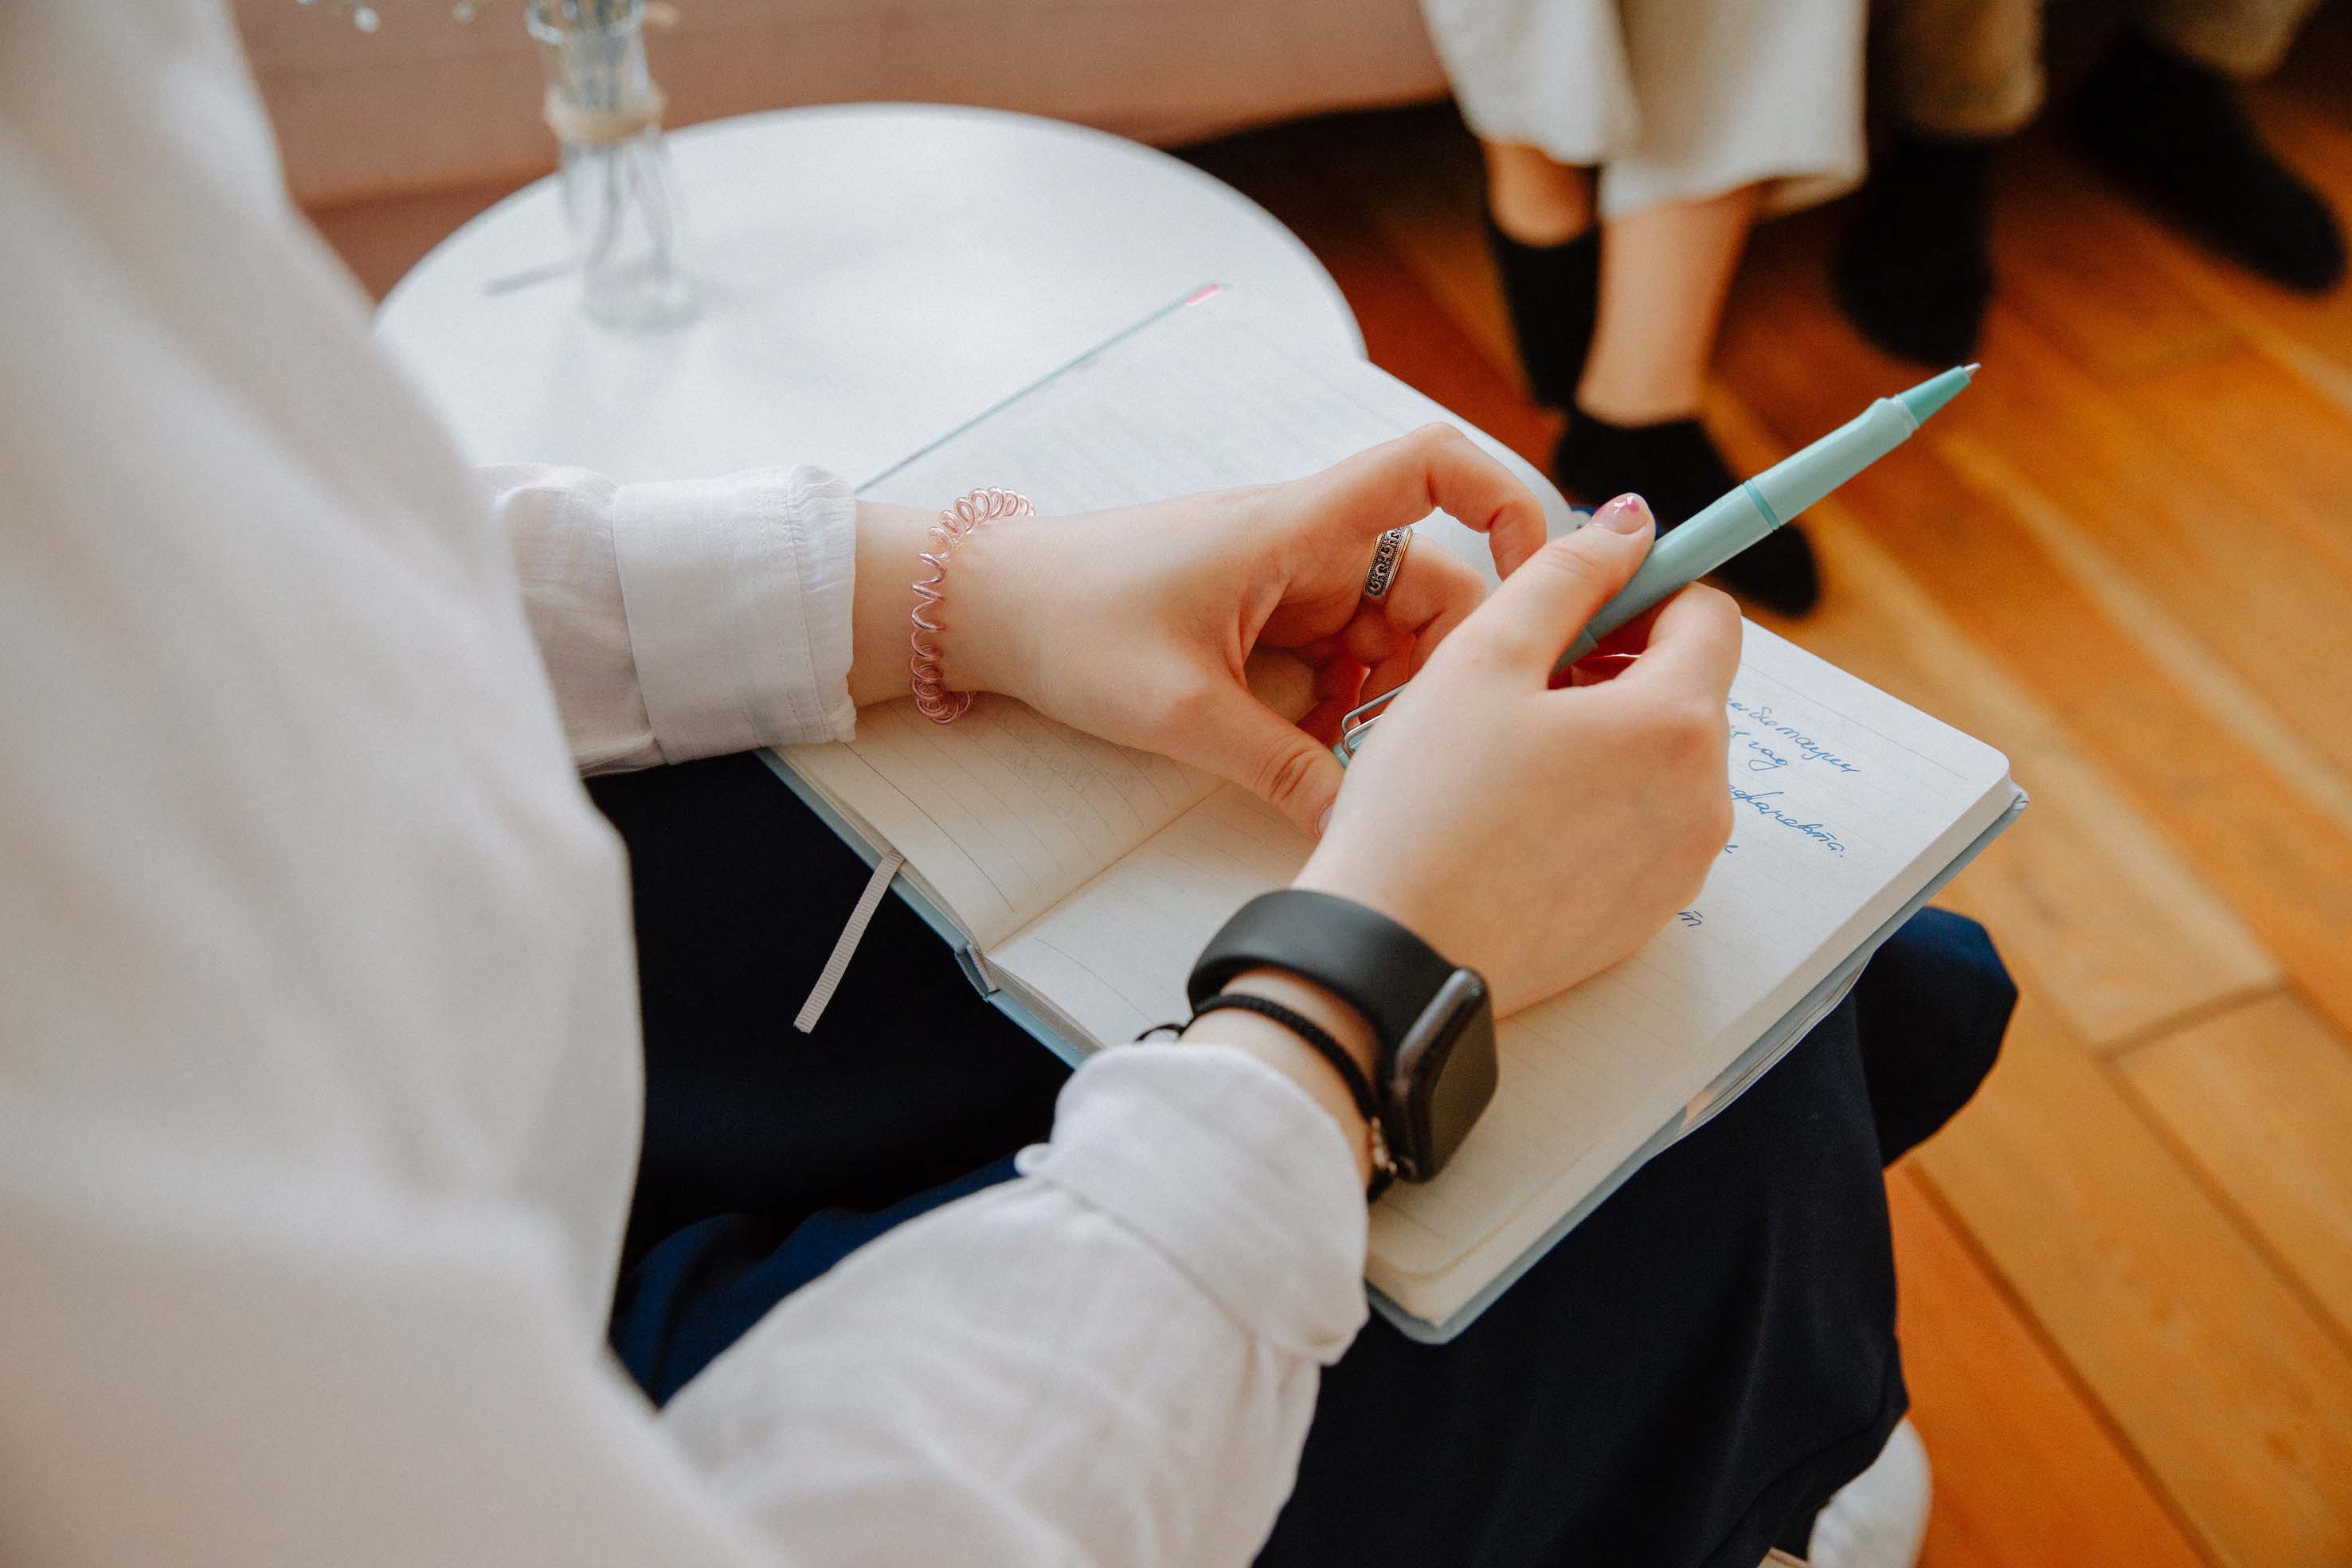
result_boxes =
[1316,805,1334,836]
[1591,493,1653,534]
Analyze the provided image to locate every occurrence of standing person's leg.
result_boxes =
[1877,0,2049,141]
[1556,0,1865,618]
[1552,182,1826,617]
[1484,151,1829,618]
[2137,0,2326,79]
[1481,143,1600,410]
[1835,0,2042,365]
[1483,143,1595,249]
[1439,0,1814,589]
[1576,186,1761,427]
[1426,0,1623,415]
[2069,0,2342,291]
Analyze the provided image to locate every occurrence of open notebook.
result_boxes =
[761,288,2026,1339]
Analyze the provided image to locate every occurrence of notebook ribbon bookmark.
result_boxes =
[792,850,906,1034]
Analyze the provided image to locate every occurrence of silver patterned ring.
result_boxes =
[1361,526,1413,602]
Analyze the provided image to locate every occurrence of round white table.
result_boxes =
[378,104,1363,485]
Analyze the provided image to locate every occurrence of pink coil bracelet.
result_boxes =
[909,487,1036,723]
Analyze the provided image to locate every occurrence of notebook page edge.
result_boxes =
[755,744,983,953]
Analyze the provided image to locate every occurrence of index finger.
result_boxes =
[1305,424,1548,580]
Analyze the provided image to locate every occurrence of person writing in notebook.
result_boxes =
[5,6,2015,1567]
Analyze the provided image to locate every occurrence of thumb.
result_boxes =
[1471,492,1654,674]
[1172,685,1346,838]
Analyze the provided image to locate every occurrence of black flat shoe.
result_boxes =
[1833,134,1998,366]
[1555,411,1822,617]
[1708,525,1822,620]
[2069,34,2346,293]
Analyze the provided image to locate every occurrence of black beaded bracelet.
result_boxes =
[1189,993,1380,1123]
[1153,993,1395,1198]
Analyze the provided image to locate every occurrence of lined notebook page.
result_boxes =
[779,292,1563,948]
[855,289,1568,549]
[992,624,2013,1313]
[785,702,1218,951]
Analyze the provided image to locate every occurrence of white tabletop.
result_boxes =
[378,104,1362,486]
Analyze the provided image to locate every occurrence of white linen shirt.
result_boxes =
[0,4,1370,1565]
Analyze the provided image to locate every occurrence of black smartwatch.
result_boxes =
[1188,890,1498,1187]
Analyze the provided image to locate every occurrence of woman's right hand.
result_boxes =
[1295,494,1742,1017]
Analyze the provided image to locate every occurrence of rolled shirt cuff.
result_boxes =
[1017,1044,1371,1363]
[612,464,856,761]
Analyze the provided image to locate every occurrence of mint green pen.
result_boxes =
[1335,364,1977,764]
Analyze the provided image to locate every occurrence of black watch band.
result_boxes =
[1187,890,1460,1047]
[1188,890,1498,1184]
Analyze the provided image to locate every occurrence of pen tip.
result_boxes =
[1961,362,1982,377]
[1896,363,1978,423]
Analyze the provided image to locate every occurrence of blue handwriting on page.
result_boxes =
[1725,698,1865,774]
[1724,698,1865,854]
[1726,785,1849,853]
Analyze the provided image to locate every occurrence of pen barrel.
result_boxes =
[1750,397,1915,526]
[1550,397,1921,675]
[1557,487,1774,668]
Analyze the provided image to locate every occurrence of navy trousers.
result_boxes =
[590,754,2015,1568]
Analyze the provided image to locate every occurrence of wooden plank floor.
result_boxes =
[311,17,2352,1562]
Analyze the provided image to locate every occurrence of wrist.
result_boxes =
[847,502,936,708]
[1180,968,1380,1188]
[1290,853,1446,963]
[846,498,1049,712]
[929,514,1045,702]
[1188,887,1500,1186]
[1208,968,1380,1077]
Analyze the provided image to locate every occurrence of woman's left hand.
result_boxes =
[900,425,1549,835]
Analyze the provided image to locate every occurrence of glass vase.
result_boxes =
[529,0,696,330]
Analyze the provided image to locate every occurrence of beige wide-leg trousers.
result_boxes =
[1882,0,2323,139]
